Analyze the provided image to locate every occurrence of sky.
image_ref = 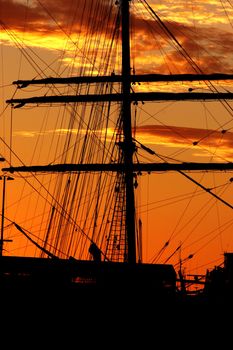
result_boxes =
[1,0,233,284]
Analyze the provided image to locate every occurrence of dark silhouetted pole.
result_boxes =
[121,0,136,264]
[0,175,14,256]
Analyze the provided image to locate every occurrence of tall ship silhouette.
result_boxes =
[1,0,233,305]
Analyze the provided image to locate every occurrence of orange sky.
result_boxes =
[1,0,233,284]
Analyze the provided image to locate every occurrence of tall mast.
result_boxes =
[121,0,136,264]
[4,0,233,265]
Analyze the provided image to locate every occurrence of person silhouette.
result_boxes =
[89,242,101,262]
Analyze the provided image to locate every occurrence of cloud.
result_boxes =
[131,17,233,74]
[135,124,233,159]
[1,0,232,74]
[13,124,233,160]
[13,128,81,137]
[0,0,116,34]
[1,0,47,32]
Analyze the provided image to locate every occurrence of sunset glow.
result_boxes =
[1,0,233,282]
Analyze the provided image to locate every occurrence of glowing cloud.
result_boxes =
[13,124,233,160]
[1,0,233,73]
[135,124,233,160]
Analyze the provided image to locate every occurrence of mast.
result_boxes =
[3,0,233,266]
[121,0,136,264]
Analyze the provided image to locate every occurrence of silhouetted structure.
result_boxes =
[1,0,233,307]
[202,252,233,304]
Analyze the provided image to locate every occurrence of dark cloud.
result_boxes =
[0,0,117,35]
[131,16,233,74]
[1,1,233,73]
[1,0,47,32]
